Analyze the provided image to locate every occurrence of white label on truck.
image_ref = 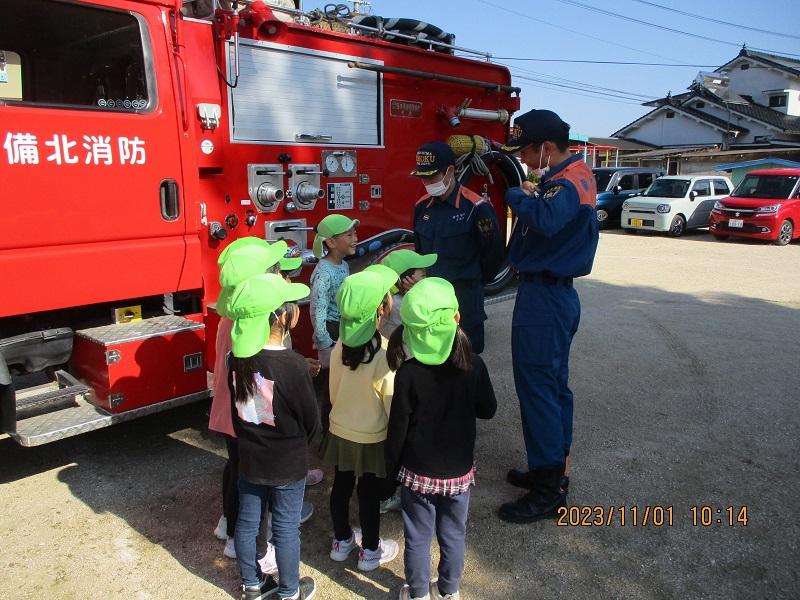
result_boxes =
[327,183,354,210]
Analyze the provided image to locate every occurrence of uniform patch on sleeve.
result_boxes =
[543,185,564,200]
[580,178,589,191]
[477,217,495,236]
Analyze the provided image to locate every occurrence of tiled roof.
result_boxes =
[717,48,800,78]
[692,86,800,133]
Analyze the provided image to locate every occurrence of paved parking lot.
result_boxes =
[1,229,798,599]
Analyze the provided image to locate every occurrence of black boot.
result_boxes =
[506,468,536,490]
[498,467,566,524]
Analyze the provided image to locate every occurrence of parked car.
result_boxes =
[621,175,733,237]
[593,167,665,228]
[708,168,800,246]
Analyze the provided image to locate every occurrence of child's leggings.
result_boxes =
[401,486,471,599]
[330,467,383,551]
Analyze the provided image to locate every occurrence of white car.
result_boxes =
[621,175,734,237]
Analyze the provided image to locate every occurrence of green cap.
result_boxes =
[217,240,288,318]
[380,249,437,276]
[228,273,310,358]
[313,214,359,259]
[336,264,398,347]
[279,256,303,272]
[217,236,269,268]
[400,277,459,365]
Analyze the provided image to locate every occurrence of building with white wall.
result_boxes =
[612,48,800,150]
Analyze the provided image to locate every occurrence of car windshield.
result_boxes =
[643,179,690,198]
[593,170,614,191]
[732,174,799,199]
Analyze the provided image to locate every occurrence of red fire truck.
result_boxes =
[0,0,523,446]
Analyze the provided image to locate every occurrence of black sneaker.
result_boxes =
[241,575,279,600]
[268,576,316,600]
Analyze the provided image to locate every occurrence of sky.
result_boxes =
[362,0,800,137]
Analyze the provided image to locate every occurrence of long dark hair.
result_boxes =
[386,324,472,371]
[341,294,391,371]
[229,302,295,404]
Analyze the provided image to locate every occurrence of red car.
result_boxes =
[709,168,800,246]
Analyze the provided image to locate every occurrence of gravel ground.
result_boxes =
[1,229,799,599]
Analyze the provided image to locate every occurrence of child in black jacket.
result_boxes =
[385,277,497,600]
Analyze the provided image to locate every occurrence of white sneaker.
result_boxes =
[214,515,228,541]
[399,584,430,600]
[305,468,324,486]
[430,580,460,600]
[224,536,237,559]
[257,543,278,575]
[329,528,362,561]
[357,538,399,571]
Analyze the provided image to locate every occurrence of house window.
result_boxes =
[666,111,675,118]
[695,101,705,108]
[769,95,787,108]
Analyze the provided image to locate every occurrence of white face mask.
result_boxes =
[424,171,452,197]
[531,152,551,178]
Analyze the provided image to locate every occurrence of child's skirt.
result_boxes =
[321,434,386,478]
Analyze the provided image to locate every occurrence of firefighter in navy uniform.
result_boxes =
[497,110,599,524]
[411,142,503,354]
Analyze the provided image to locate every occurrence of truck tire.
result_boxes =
[484,261,514,296]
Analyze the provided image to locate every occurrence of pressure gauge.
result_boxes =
[325,154,340,173]
[341,155,356,173]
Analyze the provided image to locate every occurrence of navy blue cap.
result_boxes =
[501,109,570,152]
[410,142,456,177]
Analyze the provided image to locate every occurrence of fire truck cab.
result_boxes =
[0,0,522,446]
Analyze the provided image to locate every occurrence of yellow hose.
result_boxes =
[447,134,489,157]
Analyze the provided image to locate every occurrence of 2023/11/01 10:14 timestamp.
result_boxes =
[691,505,748,527]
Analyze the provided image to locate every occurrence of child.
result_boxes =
[227,273,320,600]
[378,249,437,340]
[377,249,437,513]
[309,214,359,430]
[211,239,319,564]
[321,264,401,571]
[384,277,497,600]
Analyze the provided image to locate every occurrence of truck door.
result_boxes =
[0,0,199,318]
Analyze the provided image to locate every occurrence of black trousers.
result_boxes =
[330,468,383,551]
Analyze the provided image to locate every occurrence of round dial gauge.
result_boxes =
[341,155,356,173]
[325,155,340,173]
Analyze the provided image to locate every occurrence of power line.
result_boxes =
[629,0,800,41]
[475,0,676,62]
[498,60,656,100]
[493,57,718,67]
[553,0,800,58]
[510,72,651,103]
[511,75,645,106]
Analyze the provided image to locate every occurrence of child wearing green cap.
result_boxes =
[385,277,497,600]
[320,265,401,572]
[377,249,437,341]
[309,214,359,431]
[210,238,320,569]
[227,273,320,600]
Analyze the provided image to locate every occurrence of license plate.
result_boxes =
[728,219,744,228]
[630,218,643,227]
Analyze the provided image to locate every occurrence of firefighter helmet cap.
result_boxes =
[501,109,570,152]
[410,141,456,177]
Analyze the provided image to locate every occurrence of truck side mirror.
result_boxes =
[615,185,622,194]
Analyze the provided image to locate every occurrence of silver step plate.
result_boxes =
[11,389,211,447]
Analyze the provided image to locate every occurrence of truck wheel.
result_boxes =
[774,220,793,246]
[668,215,686,237]
[484,261,514,296]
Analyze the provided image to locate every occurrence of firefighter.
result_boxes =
[497,109,599,524]
[411,142,503,354]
